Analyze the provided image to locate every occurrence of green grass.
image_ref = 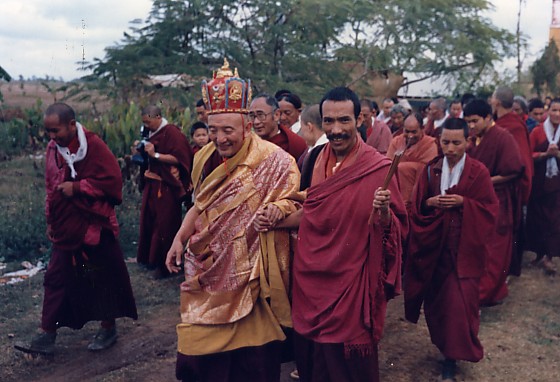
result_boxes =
[0,157,49,263]
[0,156,143,264]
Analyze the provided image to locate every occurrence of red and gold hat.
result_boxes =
[201,58,252,115]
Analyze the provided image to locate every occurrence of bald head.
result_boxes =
[142,105,162,118]
[493,86,514,109]
[301,104,322,130]
[44,102,76,124]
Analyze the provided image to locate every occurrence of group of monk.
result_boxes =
[13,58,560,382]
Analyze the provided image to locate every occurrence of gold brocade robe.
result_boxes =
[177,133,303,356]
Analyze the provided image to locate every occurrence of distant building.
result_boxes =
[550,0,560,46]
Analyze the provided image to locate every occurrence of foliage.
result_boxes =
[0,98,194,164]
[86,0,515,100]
[79,102,194,158]
[0,157,49,263]
[0,100,46,158]
[0,65,11,82]
[0,156,146,264]
[531,39,560,97]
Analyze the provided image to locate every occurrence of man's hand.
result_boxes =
[166,239,185,274]
[144,141,156,157]
[428,194,463,209]
[254,204,283,232]
[373,187,391,212]
[546,143,559,158]
[56,182,74,197]
[373,187,391,226]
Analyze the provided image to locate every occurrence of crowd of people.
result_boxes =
[12,58,560,382]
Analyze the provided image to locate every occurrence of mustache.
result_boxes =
[327,133,351,141]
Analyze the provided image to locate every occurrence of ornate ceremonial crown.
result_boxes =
[201,58,252,115]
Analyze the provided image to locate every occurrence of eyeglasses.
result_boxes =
[248,111,273,121]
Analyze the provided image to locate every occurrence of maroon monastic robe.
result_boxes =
[268,125,308,161]
[293,140,408,382]
[365,119,393,155]
[526,126,560,257]
[495,112,533,203]
[44,130,137,330]
[467,126,524,305]
[495,112,533,276]
[137,124,193,273]
[405,156,498,362]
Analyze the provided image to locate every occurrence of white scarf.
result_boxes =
[543,117,560,178]
[148,117,168,138]
[440,153,466,195]
[56,122,87,179]
[434,114,448,129]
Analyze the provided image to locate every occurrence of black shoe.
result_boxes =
[14,331,56,355]
[87,327,117,351]
[441,358,456,381]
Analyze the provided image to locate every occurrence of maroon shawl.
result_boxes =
[45,130,122,250]
[146,124,193,199]
[404,156,498,323]
[293,141,408,350]
[365,119,392,155]
[467,125,524,234]
[269,125,308,161]
[495,112,533,203]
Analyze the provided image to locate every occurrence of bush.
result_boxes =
[0,158,49,263]
[0,158,144,264]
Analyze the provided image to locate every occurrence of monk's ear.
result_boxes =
[243,116,253,133]
[273,109,281,122]
[356,112,364,127]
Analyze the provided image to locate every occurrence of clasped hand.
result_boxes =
[253,204,283,232]
[427,194,464,209]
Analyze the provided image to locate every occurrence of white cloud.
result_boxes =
[0,0,152,81]
[0,0,553,83]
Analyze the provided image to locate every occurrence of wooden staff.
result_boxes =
[368,144,408,225]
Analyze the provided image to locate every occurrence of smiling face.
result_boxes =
[207,113,252,158]
[321,100,362,160]
[249,97,280,140]
[403,115,423,147]
[44,113,77,147]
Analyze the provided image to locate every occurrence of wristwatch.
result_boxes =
[154,152,160,159]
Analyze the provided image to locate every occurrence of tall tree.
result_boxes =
[531,39,560,97]
[0,65,11,82]
[88,0,515,101]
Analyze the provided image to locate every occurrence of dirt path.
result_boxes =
[3,253,560,381]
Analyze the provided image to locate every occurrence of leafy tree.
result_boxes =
[87,0,515,101]
[531,39,560,97]
[0,65,11,81]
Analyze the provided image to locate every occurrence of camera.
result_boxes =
[131,125,150,166]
